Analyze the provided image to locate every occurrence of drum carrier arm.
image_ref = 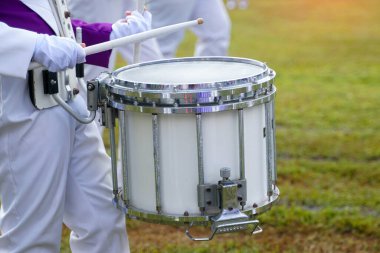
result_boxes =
[50,27,98,124]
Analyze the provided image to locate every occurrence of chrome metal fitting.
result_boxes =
[220,167,231,180]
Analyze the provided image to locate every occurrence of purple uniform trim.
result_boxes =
[0,1,55,35]
[71,19,112,68]
[0,1,112,67]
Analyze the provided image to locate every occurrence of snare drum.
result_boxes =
[97,57,279,240]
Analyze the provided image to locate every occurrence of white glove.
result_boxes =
[110,10,152,40]
[32,34,86,72]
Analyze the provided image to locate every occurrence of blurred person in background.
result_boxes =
[226,0,249,10]
[147,0,231,58]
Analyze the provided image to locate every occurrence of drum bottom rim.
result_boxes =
[124,185,280,226]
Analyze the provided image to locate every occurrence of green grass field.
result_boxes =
[61,0,380,252]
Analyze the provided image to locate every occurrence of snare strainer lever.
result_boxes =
[187,168,263,241]
[185,216,262,241]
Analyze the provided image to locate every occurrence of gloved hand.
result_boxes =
[32,34,86,72]
[110,10,152,40]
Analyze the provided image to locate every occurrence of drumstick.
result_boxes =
[133,0,145,64]
[28,18,204,71]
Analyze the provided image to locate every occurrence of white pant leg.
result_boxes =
[0,94,128,253]
[191,0,231,56]
[62,110,129,253]
[148,0,197,58]
[0,103,76,253]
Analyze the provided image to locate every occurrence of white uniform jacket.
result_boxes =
[0,1,129,252]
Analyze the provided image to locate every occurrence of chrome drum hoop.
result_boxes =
[112,57,275,91]
[106,57,276,109]
[125,186,279,226]
[107,86,276,114]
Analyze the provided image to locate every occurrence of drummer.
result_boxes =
[0,1,151,252]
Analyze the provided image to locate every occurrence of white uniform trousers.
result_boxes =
[147,0,231,58]
[0,92,129,253]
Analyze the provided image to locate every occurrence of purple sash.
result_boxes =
[0,1,112,67]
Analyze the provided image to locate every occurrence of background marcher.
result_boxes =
[147,0,231,58]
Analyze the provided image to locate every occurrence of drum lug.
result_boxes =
[197,184,219,214]
[86,80,99,112]
[197,178,247,214]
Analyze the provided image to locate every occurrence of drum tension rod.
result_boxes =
[265,102,274,198]
[152,113,162,214]
[119,110,130,207]
[196,113,205,214]
[106,106,119,201]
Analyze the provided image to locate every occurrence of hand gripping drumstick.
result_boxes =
[28,18,204,70]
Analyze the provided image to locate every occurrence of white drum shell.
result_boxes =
[124,104,268,215]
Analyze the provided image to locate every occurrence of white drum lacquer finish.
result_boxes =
[124,105,267,215]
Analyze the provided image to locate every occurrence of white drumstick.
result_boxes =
[133,0,145,64]
[28,18,204,71]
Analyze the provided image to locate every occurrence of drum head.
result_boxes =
[115,57,266,86]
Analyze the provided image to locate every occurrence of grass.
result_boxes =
[61,0,380,252]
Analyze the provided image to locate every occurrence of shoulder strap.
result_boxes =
[29,0,78,110]
[48,0,75,39]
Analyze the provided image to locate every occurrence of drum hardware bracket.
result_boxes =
[197,180,247,215]
[112,188,129,214]
[86,80,99,112]
[188,168,261,242]
[197,167,247,214]
[52,91,96,124]
[93,73,116,126]
[36,70,98,124]
[42,71,59,95]
[185,211,263,241]
[188,168,257,240]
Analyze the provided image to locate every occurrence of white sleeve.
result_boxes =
[0,22,38,79]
